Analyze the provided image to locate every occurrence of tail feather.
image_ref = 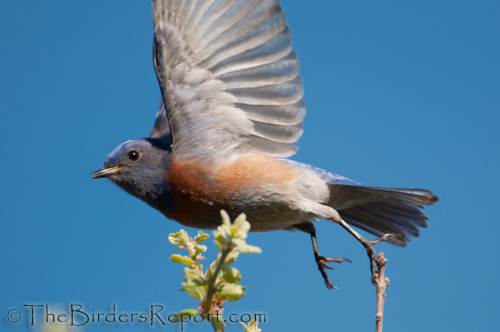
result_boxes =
[341,216,409,247]
[340,207,410,238]
[358,204,420,236]
[327,183,438,247]
[378,197,429,227]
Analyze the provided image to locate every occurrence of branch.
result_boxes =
[331,217,391,331]
[375,252,389,332]
[202,246,231,315]
[168,211,262,332]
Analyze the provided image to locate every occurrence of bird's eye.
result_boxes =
[128,150,140,161]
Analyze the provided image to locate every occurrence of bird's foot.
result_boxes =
[339,223,395,285]
[315,255,352,289]
[369,233,396,245]
[331,218,393,285]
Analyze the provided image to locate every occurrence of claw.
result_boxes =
[315,255,350,290]
[325,279,337,290]
[323,262,334,270]
[324,257,352,264]
[332,218,387,286]
[302,223,351,289]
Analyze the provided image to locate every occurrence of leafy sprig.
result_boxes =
[168,211,262,331]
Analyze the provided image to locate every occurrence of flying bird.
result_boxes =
[91,0,438,289]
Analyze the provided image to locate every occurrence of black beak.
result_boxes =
[90,166,123,179]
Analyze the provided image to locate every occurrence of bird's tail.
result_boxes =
[326,183,439,247]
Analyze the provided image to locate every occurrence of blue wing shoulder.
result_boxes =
[275,158,361,186]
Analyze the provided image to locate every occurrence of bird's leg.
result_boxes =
[328,212,393,285]
[294,222,351,289]
[311,228,352,289]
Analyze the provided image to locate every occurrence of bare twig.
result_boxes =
[335,219,380,284]
[375,253,389,332]
[329,217,391,331]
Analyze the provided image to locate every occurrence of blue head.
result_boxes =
[91,138,174,212]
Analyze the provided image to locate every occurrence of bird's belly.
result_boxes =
[164,192,317,232]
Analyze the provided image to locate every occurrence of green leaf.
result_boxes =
[224,251,240,264]
[180,282,205,300]
[217,283,246,301]
[194,231,210,243]
[230,224,238,238]
[232,239,262,254]
[216,212,233,239]
[241,320,261,332]
[170,309,199,322]
[235,227,251,241]
[169,254,195,267]
[180,268,206,300]
[220,210,231,226]
[168,230,189,245]
[213,232,229,251]
[240,244,262,254]
[221,266,242,283]
[193,244,207,258]
[233,213,247,227]
[183,268,206,284]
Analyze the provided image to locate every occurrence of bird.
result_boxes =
[91,0,438,289]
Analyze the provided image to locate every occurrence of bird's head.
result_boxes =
[91,138,172,204]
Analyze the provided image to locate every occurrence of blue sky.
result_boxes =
[1,1,499,331]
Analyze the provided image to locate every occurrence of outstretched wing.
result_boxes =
[149,101,173,146]
[153,0,305,161]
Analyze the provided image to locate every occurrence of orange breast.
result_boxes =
[166,154,298,228]
[216,154,298,192]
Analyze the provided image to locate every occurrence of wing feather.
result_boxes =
[235,100,305,125]
[153,0,305,160]
[252,121,303,143]
[206,24,290,76]
[192,0,264,54]
[227,75,303,105]
[247,135,298,157]
[218,53,299,89]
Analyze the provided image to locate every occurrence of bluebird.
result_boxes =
[91,0,438,289]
